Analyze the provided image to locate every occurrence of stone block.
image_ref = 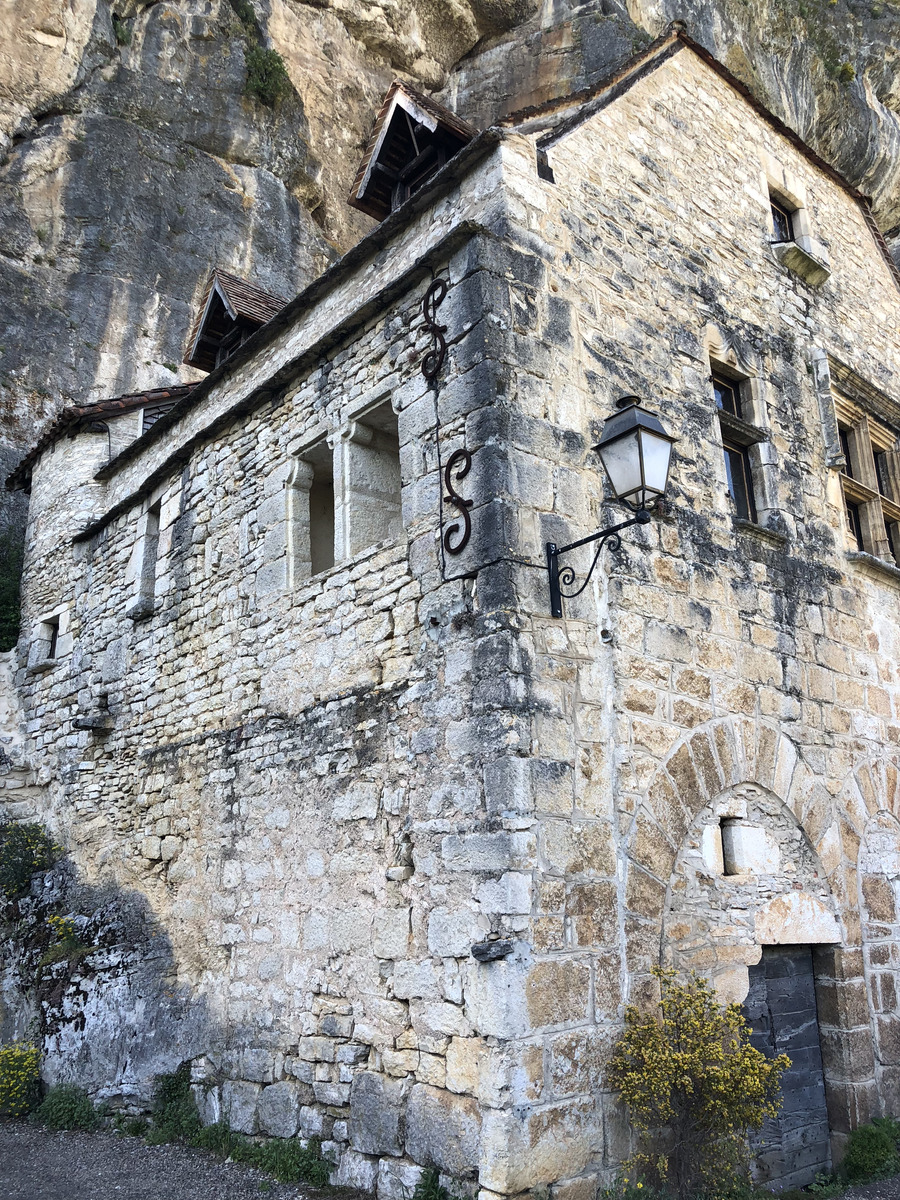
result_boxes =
[526,959,592,1028]
[480,1098,601,1192]
[755,891,840,945]
[221,1080,261,1135]
[349,1071,407,1156]
[552,1174,600,1200]
[428,908,480,958]
[548,1028,616,1098]
[540,821,614,876]
[406,1084,482,1178]
[465,955,530,1038]
[442,831,532,872]
[335,1149,380,1191]
[484,756,532,815]
[257,1081,302,1138]
[377,1158,425,1200]
[333,782,379,821]
[374,908,411,959]
[476,872,532,915]
[394,959,439,999]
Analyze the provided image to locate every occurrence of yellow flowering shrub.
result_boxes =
[46,914,78,944]
[0,1042,41,1116]
[606,968,790,1200]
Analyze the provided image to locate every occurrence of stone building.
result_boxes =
[4,27,900,1197]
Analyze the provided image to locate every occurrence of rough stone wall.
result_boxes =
[481,45,900,1182]
[4,152,541,1193]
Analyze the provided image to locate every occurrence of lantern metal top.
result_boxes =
[592,399,676,456]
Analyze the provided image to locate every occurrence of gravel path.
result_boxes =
[844,1181,900,1200]
[0,1119,339,1200]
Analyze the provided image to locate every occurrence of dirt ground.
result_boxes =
[5,1119,900,1200]
[0,1118,330,1199]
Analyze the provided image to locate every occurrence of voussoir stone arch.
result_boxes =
[622,716,849,996]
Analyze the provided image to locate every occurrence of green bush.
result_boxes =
[33,1083,101,1130]
[0,821,58,902]
[148,1062,202,1144]
[0,527,23,652]
[843,1118,900,1182]
[228,0,257,28]
[244,45,291,107]
[0,1043,41,1116]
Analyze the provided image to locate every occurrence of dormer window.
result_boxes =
[184,269,286,373]
[349,82,476,222]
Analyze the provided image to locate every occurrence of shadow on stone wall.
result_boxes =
[0,854,213,1109]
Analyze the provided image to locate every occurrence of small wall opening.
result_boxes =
[333,401,402,560]
[288,441,334,582]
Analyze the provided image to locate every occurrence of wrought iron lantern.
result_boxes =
[546,397,675,618]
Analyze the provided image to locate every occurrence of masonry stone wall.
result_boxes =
[5,40,900,1200]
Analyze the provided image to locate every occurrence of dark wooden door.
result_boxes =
[743,945,831,1188]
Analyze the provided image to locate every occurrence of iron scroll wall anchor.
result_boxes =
[443,447,473,555]
[421,277,449,381]
[546,509,652,619]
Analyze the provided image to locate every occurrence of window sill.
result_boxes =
[28,657,58,675]
[735,519,788,547]
[772,239,831,287]
[126,598,155,622]
[846,550,900,588]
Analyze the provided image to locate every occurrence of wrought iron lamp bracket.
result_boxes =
[546,509,651,618]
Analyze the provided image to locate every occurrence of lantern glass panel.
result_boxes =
[638,429,673,500]
[598,430,642,503]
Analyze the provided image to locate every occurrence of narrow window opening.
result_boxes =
[712,372,743,420]
[839,426,855,478]
[724,442,757,522]
[770,193,795,243]
[845,499,864,551]
[288,441,335,583]
[309,472,335,576]
[141,501,161,602]
[536,148,555,183]
[46,616,60,661]
[720,818,740,876]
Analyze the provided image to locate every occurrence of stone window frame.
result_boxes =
[833,390,900,566]
[27,605,70,673]
[286,427,335,586]
[758,153,831,287]
[126,491,164,621]
[704,329,779,533]
[285,393,403,587]
[329,393,403,563]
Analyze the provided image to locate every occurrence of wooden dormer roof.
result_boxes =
[349,81,477,222]
[184,269,287,372]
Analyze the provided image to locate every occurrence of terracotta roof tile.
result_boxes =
[6,384,198,491]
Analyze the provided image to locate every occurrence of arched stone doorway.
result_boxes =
[623,718,872,1181]
[661,782,840,1187]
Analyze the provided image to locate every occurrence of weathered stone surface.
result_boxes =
[349,1073,407,1157]
[257,1080,303,1138]
[405,1084,482,1178]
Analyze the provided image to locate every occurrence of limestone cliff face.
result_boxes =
[1,0,898,522]
[446,0,900,230]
